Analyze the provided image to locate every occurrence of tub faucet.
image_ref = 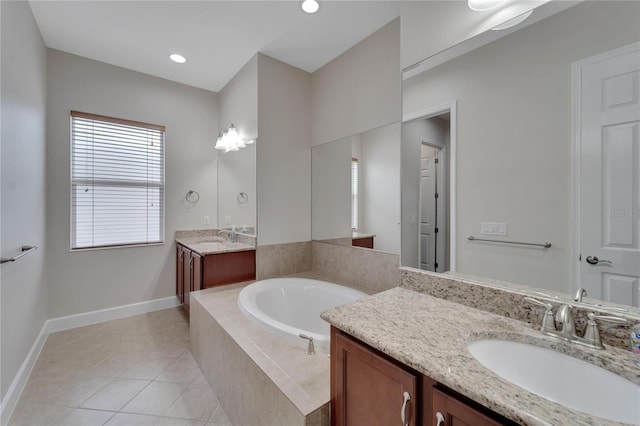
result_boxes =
[299,334,315,355]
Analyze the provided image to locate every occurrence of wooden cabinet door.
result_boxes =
[176,245,185,304]
[191,251,202,292]
[182,247,192,311]
[332,328,418,426]
[431,388,505,426]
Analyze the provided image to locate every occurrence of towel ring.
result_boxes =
[186,190,200,204]
[237,192,248,204]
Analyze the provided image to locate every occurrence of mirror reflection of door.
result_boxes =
[577,43,640,307]
[415,113,450,273]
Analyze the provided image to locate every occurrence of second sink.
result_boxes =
[467,339,640,425]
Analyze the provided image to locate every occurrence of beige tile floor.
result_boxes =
[9,308,232,426]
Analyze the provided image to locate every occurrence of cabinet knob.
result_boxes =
[401,391,411,426]
[436,412,445,426]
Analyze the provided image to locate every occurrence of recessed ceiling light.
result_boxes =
[169,54,186,64]
[301,0,319,14]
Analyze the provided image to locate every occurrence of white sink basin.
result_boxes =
[467,339,640,425]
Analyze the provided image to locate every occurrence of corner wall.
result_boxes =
[0,0,48,408]
[257,54,312,246]
[45,50,219,318]
[311,18,401,146]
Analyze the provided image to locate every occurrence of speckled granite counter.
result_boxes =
[175,229,255,255]
[321,287,640,426]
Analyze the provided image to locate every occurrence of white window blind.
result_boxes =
[351,158,358,230]
[71,111,165,250]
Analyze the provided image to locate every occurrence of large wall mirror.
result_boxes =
[402,1,640,310]
[217,144,256,234]
[312,122,401,255]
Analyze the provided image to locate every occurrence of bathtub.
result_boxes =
[238,277,367,347]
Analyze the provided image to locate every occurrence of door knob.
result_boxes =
[585,255,612,265]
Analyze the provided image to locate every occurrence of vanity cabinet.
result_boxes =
[176,243,256,314]
[176,245,202,314]
[332,327,419,426]
[351,236,374,249]
[331,328,516,426]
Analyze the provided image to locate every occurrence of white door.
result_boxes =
[579,43,640,307]
[420,145,437,271]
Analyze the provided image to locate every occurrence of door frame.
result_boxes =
[403,100,457,272]
[570,41,640,293]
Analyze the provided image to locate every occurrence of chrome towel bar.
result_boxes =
[467,236,551,249]
[0,245,38,264]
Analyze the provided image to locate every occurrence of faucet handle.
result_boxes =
[523,297,556,332]
[582,313,627,349]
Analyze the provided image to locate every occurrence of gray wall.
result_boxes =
[217,55,258,231]
[0,0,48,402]
[400,0,545,69]
[311,18,400,147]
[46,50,219,318]
[403,1,640,291]
[257,54,312,246]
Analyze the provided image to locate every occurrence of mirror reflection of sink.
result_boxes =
[467,339,640,425]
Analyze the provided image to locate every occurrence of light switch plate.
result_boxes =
[481,222,508,236]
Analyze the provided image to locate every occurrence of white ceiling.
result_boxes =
[29,1,401,92]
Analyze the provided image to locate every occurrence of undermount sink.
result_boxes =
[467,339,640,425]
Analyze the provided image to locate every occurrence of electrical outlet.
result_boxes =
[203,216,210,225]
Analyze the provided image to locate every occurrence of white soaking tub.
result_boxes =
[238,277,367,347]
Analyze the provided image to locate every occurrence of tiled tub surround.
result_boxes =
[321,287,640,426]
[256,241,312,279]
[190,283,330,426]
[175,229,256,255]
[311,241,400,294]
[401,267,640,350]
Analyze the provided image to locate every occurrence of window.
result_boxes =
[71,111,165,250]
[351,157,358,230]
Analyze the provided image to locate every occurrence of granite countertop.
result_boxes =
[351,231,375,239]
[176,235,255,255]
[321,287,640,426]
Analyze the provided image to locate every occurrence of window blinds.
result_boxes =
[351,158,358,230]
[71,111,165,250]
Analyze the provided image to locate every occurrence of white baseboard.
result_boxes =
[47,296,180,333]
[0,296,180,425]
[0,322,48,426]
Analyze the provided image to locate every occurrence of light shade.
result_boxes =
[215,124,253,153]
[468,0,505,11]
[492,10,533,30]
[301,0,319,14]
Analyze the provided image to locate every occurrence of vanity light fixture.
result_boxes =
[468,0,505,12]
[301,0,319,14]
[215,124,255,153]
[491,10,534,30]
[169,53,187,63]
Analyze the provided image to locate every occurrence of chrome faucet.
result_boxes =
[299,334,315,355]
[555,304,576,337]
[524,297,626,349]
[217,230,230,241]
[574,288,587,302]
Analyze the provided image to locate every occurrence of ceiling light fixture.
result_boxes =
[169,53,187,64]
[491,10,534,30]
[301,0,319,14]
[215,124,255,153]
[467,0,505,11]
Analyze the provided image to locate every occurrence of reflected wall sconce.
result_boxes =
[215,124,255,153]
